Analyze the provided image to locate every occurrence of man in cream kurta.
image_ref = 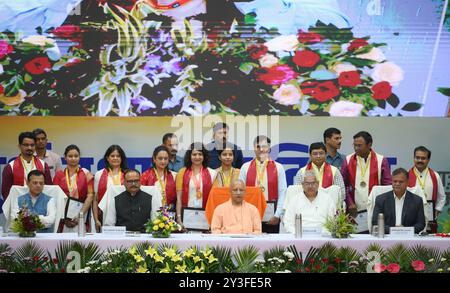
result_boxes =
[211,180,262,234]
[409,146,446,219]
[284,171,335,233]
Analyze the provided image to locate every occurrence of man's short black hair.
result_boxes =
[353,131,373,145]
[162,133,176,144]
[392,167,409,179]
[253,135,271,146]
[213,122,229,133]
[27,169,45,181]
[18,132,36,145]
[32,128,47,138]
[309,142,326,154]
[323,128,341,143]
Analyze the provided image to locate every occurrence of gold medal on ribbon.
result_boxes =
[196,190,202,199]
[360,181,367,188]
[260,186,265,192]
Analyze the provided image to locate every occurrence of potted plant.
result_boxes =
[324,208,357,238]
[11,207,45,237]
[145,207,178,238]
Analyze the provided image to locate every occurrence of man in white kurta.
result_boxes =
[284,171,336,233]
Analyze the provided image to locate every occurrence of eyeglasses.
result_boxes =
[125,180,140,185]
[302,182,318,187]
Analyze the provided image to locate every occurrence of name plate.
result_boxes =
[102,226,126,236]
[302,226,322,236]
[390,227,414,237]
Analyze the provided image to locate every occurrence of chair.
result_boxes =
[284,184,341,211]
[98,185,162,226]
[2,185,66,233]
[205,187,267,226]
[367,185,427,232]
[320,185,342,210]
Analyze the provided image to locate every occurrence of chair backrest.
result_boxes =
[320,185,341,210]
[99,185,162,225]
[2,185,66,233]
[367,185,428,232]
[284,185,303,212]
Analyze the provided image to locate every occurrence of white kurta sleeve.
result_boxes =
[39,198,56,228]
[275,163,287,218]
[435,173,446,212]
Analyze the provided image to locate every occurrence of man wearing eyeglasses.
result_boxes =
[283,171,336,234]
[2,132,52,201]
[294,142,345,203]
[105,169,153,232]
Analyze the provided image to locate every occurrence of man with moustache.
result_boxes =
[341,131,392,217]
[163,133,183,172]
[408,146,446,220]
[206,122,243,169]
[2,132,52,201]
[33,128,63,179]
[324,128,345,170]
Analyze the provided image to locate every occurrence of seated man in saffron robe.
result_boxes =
[211,179,262,234]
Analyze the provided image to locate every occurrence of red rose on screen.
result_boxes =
[338,71,361,87]
[293,50,320,68]
[256,65,298,85]
[297,31,323,44]
[348,38,369,51]
[24,57,52,75]
[0,40,13,59]
[300,81,319,95]
[310,81,340,102]
[371,81,392,100]
[248,44,268,60]
[0,84,4,95]
[52,25,82,39]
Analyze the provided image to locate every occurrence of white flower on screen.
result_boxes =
[272,84,302,106]
[332,63,357,75]
[357,47,386,62]
[264,35,299,52]
[22,35,55,47]
[259,54,279,68]
[371,62,404,86]
[329,101,364,117]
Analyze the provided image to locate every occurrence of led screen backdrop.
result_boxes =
[0,0,449,117]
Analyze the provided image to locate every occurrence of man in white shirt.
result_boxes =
[372,168,425,234]
[239,135,287,233]
[33,128,63,179]
[11,170,56,232]
[408,146,446,220]
[284,171,336,233]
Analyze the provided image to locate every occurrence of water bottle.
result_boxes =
[377,213,384,238]
[295,214,302,238]
[78,212,85,237]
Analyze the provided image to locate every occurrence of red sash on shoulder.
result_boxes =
[97,169,123,203]
[306,162,333,188]
[408,168,438,201]
[246,159,278,201]
[181,168,212,208]
[12,156,44,186]
[347,150,379,194]
[53,168,91,202]
[141,168,177,205]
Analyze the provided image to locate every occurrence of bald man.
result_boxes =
[211,179,262,234]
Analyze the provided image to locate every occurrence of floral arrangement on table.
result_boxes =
[1,241,450,273]
[323,208,357,239]
[146,207,178,238]
[0,1,424,116]
[11,207,45,237]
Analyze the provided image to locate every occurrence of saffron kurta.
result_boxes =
[211,200,262,234]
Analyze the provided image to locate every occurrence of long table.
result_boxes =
[1,233,449,255]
